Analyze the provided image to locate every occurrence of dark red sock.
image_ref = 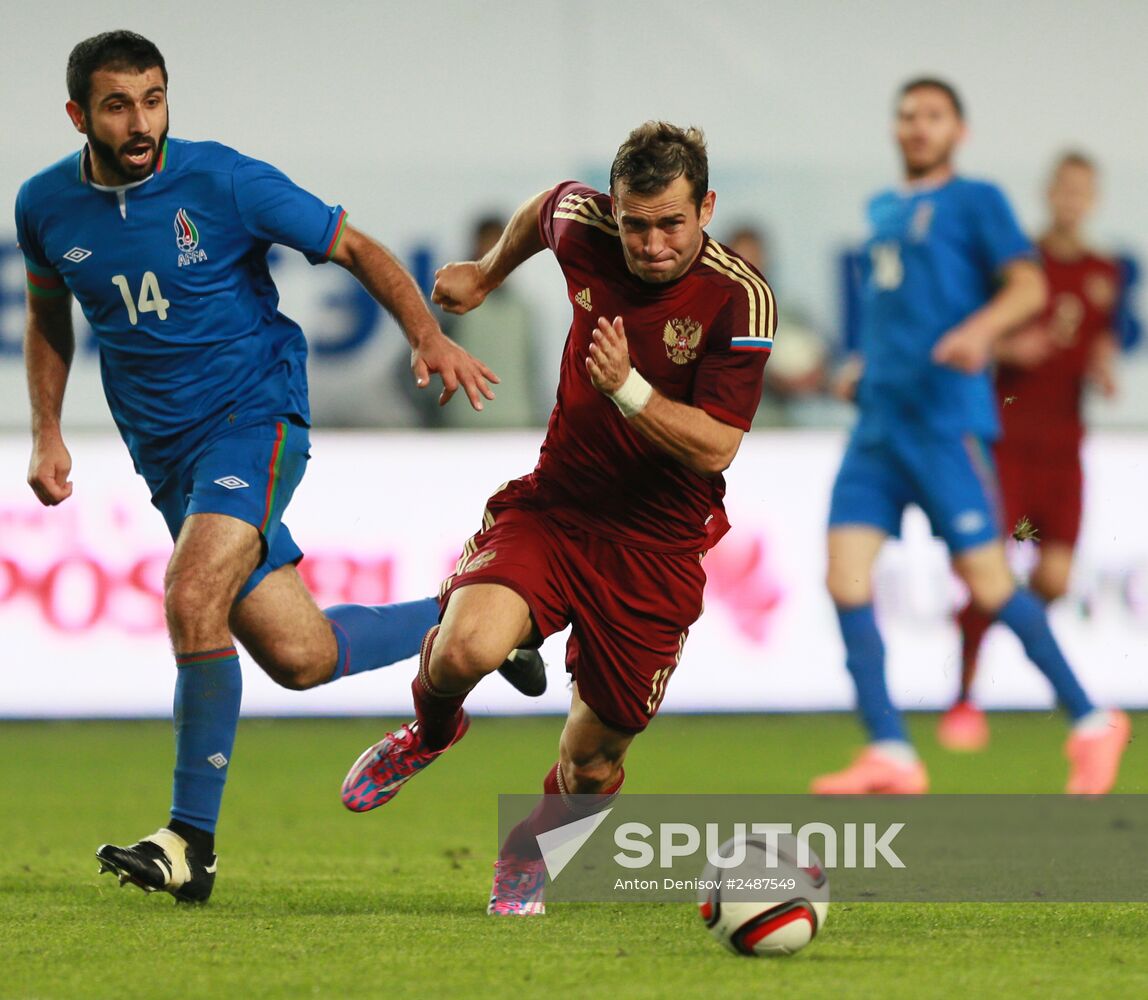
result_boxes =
[499,762,625,861]
[956,602,993,702]
[411,626,471,752]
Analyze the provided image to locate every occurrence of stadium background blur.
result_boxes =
[4,7,1147,998]
[2,0,1146,720]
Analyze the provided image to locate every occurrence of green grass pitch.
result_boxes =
[2,711,1145,999]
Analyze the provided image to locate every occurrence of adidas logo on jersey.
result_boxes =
[575,287,593,311]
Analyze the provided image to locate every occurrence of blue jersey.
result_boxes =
[15,138,346,481]
[855,176,1031,441]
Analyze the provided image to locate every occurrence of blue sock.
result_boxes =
[837,604,907,743]
[324,597,440,682]
[994,588,1093,720]
[171,648,243,834]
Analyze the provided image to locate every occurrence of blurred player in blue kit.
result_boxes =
[16,30,542,903]
[814,78,1130,795]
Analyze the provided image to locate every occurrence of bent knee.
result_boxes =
[252,643,333,691]
[265,667,313,691]
[1031,573,1070,603]
[561,755,622,794]
[164,572,236,628]
[1030,553,1072,603]
[432,620,507,684]
[826,567,872,606]
[963,574,1016,613]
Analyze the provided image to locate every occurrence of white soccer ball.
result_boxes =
[697,834,829,957]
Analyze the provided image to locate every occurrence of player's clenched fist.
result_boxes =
[27,437,74,506]
[586,316,632,395]
[432,261,491,315]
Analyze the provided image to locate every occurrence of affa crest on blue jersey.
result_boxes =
[175,208,208,267]
[909,201,935,242]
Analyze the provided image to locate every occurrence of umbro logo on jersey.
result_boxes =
[63,247,92,263]
[575,287,593,311]
[214,476,250,490]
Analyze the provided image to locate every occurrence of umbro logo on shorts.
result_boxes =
[213,476,250,490]
[954,510,986,535]
[63,246,92,262]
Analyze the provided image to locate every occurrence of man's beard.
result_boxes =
[87,125,169,185]
[904,143,955,180]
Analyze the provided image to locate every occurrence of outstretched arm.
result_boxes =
[1086,330,1119,397]
[25,292,75,505]
[932,259,1047,373]
[587,316,744,477]
[432,188,551,315]
[331,224,498,410]
[993,319,1054,368]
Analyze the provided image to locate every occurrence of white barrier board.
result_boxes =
[1,431,1144,717]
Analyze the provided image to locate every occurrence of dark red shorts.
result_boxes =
[995,445,1083,548]
[440,491,706,733]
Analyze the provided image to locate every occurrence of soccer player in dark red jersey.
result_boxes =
[938,151,1123,751]
[339,121,776,914]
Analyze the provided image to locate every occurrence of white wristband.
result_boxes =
[609,368,653,418]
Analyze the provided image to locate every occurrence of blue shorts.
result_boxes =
[828,427,1002,554]
[150,419,310,600]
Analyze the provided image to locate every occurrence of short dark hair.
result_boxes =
[609,121,709,209]
[1053,149,1096,174]
[898,77,964,120]
[67,31,168,111]
[470,214,506,257]
[472,214,506,241]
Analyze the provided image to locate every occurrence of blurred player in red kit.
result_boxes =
[339,121,776,914]
[938,151,1122,751]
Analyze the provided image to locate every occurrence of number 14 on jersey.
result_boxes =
[112,272,170,324]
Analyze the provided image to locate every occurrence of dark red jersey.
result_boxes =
[502,181,774,554]
[997,243,1121,455]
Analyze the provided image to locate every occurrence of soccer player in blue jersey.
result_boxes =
[16,30,543,903]
[812,78,1130,796]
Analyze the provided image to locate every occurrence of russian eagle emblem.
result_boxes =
[663,317,704,365]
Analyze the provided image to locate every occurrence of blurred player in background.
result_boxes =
[814,79,1129,795]
[438,214,546,429]
[726,224,828,421]
[341,122,775,915]
[938,151,1123,751]
[16,30,541,904]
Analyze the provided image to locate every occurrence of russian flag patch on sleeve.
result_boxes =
[730,336,774,352]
